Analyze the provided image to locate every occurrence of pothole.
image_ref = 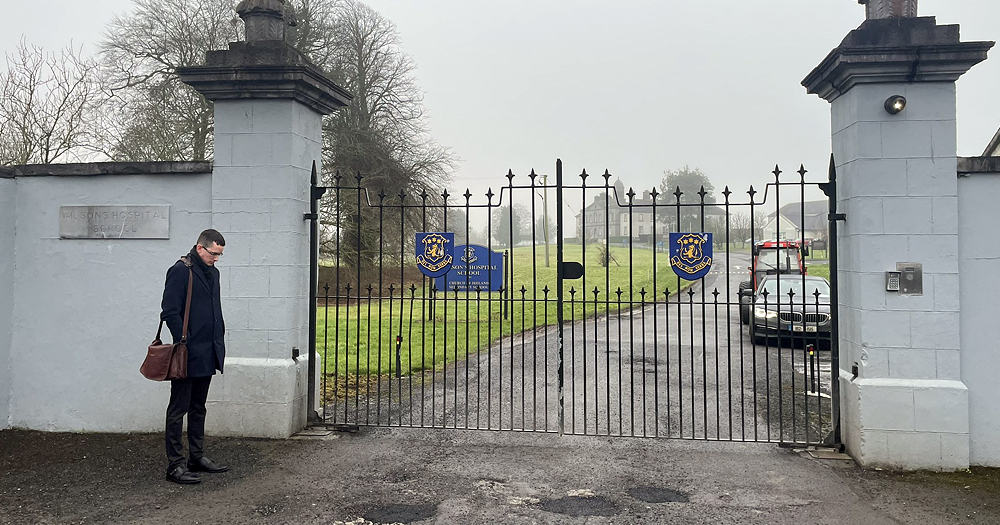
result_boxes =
[253,502,284,517]
[362,503,437,524]
[537,495,619,517]
[627,486,690,503]
[631,356,664,374]
[381,470,410,484]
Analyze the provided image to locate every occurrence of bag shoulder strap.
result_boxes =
[154,257,195,341]
[180,263,194,343]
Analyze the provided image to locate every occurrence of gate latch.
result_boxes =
[560,262,584,280]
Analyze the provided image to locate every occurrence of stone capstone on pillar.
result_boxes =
[176,39,351,116]
[803,16,993,102]
[180,0,349,115]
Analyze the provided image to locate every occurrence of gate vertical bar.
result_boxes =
[555,159,566,435]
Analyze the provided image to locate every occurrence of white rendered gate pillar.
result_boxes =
[178,1,351,438]
[803,8,991,469]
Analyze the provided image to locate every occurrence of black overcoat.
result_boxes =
[160,250,226,377]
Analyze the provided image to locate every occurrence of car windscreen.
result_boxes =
[759,279,830,300]
[756,248,795,271]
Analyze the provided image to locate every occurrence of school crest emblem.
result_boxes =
[460,246,478,264]
[415,232,454,278]
[669,232,713,280]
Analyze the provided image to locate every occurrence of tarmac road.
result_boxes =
[3,427,1000,524]
[327,252,835,446]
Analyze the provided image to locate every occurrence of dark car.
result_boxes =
[746,275,832,345]
[739,240,807,324]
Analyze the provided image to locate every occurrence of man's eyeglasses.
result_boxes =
[201,246,223,258]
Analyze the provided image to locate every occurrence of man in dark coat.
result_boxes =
[160,229,229,484]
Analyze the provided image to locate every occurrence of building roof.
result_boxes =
[772,200,828,232]
[577,191,726,217]
[984,126,1000,157]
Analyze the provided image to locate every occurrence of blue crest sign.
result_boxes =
[415,232,454,278]
[435,244,504,292]
[669,232,713,280]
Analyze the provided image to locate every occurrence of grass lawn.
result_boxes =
[317,243,691,379]
[808,263,830,280]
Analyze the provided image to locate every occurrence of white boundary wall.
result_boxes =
[1,177,14,427]
[959,171,1000,466]
[3,167,211,432]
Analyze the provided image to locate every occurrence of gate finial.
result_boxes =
[236,0,297,42]
[858,0,918,19]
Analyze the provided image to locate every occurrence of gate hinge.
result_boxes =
[829,213,846,221]
[311,186,328,201]
[303,212,319,221]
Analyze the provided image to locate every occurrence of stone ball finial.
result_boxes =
[236,0,295,42]
[859,0,918,20]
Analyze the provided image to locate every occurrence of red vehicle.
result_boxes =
[739,240,808,325]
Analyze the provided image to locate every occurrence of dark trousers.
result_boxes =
[165,376,212,471]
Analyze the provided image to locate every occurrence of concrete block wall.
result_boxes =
[833,82,968,469]
[206,99,322,438]
[958,173,1000,466]
[835,83,961,380]
[0,177,14,427]
[5,171,212,432]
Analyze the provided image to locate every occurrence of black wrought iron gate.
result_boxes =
[308,158,841,445]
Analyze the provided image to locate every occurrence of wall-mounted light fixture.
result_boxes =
[884,95,907,114]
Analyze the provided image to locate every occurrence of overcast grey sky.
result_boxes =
[4,0,998,202]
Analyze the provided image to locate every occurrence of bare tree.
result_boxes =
[730,212,751,247]
[534,214,555,244]
[657,166,717,232]
[320,0,455,270]
[447,208,470,245]
[0,39,97,165]
[96,0,242,161]
[491,204,530,249]
[321,0,453,192]
[94,0,453,273]
[753,210,769,241]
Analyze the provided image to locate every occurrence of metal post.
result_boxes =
[809,345,817,393]
[543,174,551,267]
[395,335,403,379]
[305,160,326,424]
[503,250,509,320]
[555,159,565,435]
[822,153,844,446]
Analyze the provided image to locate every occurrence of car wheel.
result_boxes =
[738,282,751,325]
[751,323,765,345]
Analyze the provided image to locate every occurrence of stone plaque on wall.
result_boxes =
[59,206,170,239]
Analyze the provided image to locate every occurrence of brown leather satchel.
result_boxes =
[141,257,194,381]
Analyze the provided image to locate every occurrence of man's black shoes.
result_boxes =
[187,456,229,473]
[166,466,201,485]
[165,457,227,484]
